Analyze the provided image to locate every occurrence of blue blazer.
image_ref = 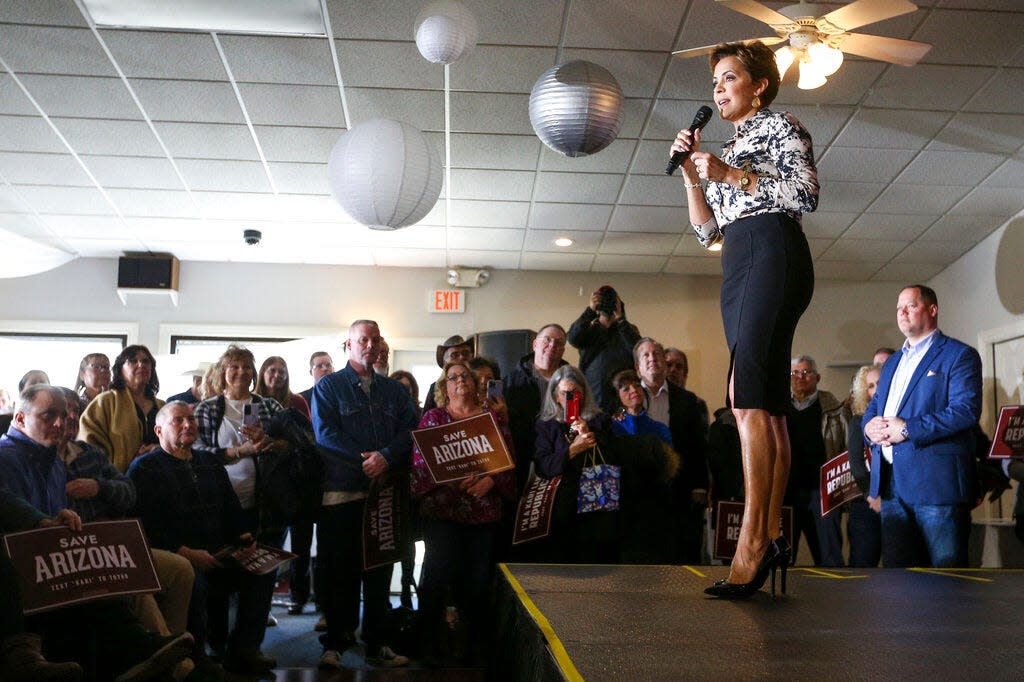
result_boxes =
[863,331,982,505]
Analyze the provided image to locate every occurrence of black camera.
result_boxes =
[595,285,618,316]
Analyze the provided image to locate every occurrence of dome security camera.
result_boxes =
[243,229,262,246]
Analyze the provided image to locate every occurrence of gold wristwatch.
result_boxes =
[738,166,750,190]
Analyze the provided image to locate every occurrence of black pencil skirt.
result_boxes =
[720,212,814,416]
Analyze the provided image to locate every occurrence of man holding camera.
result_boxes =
[568,286,642,412]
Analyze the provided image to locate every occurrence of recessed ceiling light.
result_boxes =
[81,0,325,35]
[554,237,574,247]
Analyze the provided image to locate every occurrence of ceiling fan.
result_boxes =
[673,0,933,89]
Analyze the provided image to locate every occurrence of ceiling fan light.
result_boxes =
[797,59,827,90]
[808,42,843,77]
[774,45,795,79]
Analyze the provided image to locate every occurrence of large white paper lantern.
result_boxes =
[327,118,443,231]
[415,0,478,65]
[529,60,624,157]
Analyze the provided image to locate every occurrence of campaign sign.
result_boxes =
[2,519,160,615]
[988,405,1024,458]
[215,544,297,576]
[411,412,514,485]
[512,470,562,545]
[820,451,864,517]
[363,469,411,570]
[713,501,794,561]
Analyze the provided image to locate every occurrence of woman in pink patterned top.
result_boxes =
[411,360,516,665]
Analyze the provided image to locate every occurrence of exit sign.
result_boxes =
[429,289,466,314]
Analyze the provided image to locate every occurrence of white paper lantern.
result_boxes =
[415,0,478,65]
[327,118,443,231]
[529,60,624,158]
[0,226,76,279]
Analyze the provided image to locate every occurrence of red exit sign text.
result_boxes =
[429,289,466,314]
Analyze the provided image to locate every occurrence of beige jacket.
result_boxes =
[79,388,165,472]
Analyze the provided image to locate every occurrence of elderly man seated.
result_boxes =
[128,401,276,676]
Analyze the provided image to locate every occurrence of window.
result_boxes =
[0,332,126,398]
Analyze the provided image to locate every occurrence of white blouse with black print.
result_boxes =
[692,108,819,247]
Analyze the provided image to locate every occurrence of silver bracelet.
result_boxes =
[683,181,702,189]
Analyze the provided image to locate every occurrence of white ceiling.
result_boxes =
[1,0,1023,281]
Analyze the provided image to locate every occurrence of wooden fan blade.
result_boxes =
[717,0,799,31]
[834,33,932,66]
[819,0,918,32]
[672,37,784,58]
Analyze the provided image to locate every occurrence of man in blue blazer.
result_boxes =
[863,284,981,567]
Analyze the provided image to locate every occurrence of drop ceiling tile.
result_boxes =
[897,151,1004,185]
[807,238,835,259]
[782,105,856,149]
[153,122,258,160]
[870,261,945,282]
[0,1,88,26]
[238,83,344,126]
[355,226,446,250]
[539,138,637,174]
[843,214,935,240]
[84,155,183,190]
[176,159,271,193]
[219,35,336,86]
[0,212,51,239]
[62,237,139,257]
[450,93,533,135]
[0,25,115,77]
[0,152,92,186]
[132,79,243,124]
[267,162,329,195]
[520,251,594,271]
[831,108,952,151]
[894,240,972,264]
[533,172,622,204]
[472,0,563,45]
[106,188,198,218]
[820,238,906,262]
[447,250,521,269]
[0,185,28,212]
[13,185,113,215]
[801,212,857,239]
[615,99,650,139]
[928,113,1024,153]
[559,49,666,99]
[610,205,687,234]
[17,74,141,119]
[194,191,338,221]
[987,157,1024,188]
[916,9,1024,66]
[618,174,685,207]
[449,134,539,171]
[817,148,916,183]
[446,227,525,251]
[0,73,37,115]
[566,0,685,51]
[448,169,534,201]
[672,234,712,257]
[598,232,679,255]
[373,248,446,268]
[868,184,967,214]
[918,215,1004,242]
[528,203,614,231]
[37,214,128,238]
[864,65,993,111]
[331,40,442,90]
[124,217,228,241]
[663,256,723,276]
[950,186,1024,216]
[631,139,683,175]
[523,230,601,252]
[646,99,721,143]
[325,0,418,40]
[340,87,442,131]
[451,46,557,94]
[0,115,66,153]
[592,254,666,273]
[815,261,886,280]
[100,30,225,80]
[774,62,889,108]
[54,117,164,156]
[256,125,342,163]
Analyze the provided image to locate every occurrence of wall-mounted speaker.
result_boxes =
[117,254,180,290]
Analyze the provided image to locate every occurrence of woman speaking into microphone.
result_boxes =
[671,41,818,598]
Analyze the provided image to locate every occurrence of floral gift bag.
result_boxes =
[576,445,620,513]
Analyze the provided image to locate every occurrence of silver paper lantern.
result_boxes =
[529,60,624,157]
[327,118,443,231]
[415,0,478,65]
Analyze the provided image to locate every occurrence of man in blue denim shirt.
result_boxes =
[311,319,417,670]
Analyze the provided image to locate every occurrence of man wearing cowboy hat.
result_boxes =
[422,335,475,411]
[167,362,212,405]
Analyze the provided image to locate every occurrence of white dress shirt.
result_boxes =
[643,379,671,427]
[881,329,938,463]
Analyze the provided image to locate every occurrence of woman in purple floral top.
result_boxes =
[410,360,515,664]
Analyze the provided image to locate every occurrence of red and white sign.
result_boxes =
[988,405,1024,458]
[819,451,864,517]
[428,289,465,314]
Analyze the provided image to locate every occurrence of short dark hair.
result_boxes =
[18,384,65,413]
[110,345,159,397]
[468,356,501,381]
[709,41,781,108]
[18,370,49,393]
[308,351,330,369]
[632,337,665,365]
[902,284,938,307]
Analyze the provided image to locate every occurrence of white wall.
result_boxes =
[0,257,903,408]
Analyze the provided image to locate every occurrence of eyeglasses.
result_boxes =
[87,364,111,372]
[445,373,472,383]
[128,358,153,366]
[790,369,816,377]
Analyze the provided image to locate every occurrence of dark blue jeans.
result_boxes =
[191,565,274,656]
[847,498,881,567]
[881,492,970,568]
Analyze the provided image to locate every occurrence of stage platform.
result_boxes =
[493,563,1024,681]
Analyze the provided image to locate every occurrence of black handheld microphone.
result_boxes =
[664,105,714,175]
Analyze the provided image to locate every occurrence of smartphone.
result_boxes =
[242,403,259,427]
[564,390,581,424]
[486,379,503,402]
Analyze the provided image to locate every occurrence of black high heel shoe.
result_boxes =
[771,536,791,595]
[704,543,780,599]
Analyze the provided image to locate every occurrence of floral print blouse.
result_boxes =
[694,108,819,247]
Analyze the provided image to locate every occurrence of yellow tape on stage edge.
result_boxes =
[499,563,585,682]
